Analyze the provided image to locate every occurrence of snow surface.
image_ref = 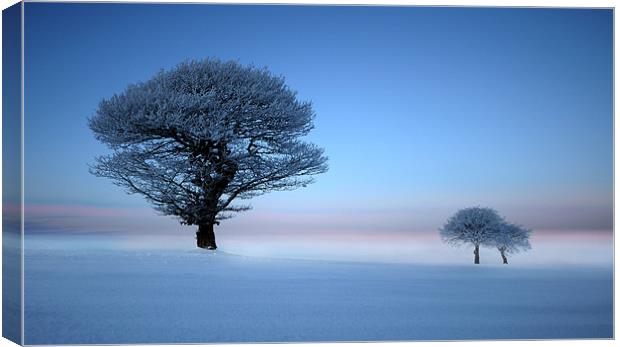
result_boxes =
[23,248,612,344]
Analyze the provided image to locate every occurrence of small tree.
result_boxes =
[492,223,531,264]
[440,207,503,264]
[90,59,328,249]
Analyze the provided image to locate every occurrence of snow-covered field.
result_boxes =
[23,247,612,344]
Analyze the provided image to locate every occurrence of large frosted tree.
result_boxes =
[492,223,531,264]
[440,207,503,264]
[89,59,328,249]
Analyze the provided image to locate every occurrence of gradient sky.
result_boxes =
[20,4,613,262]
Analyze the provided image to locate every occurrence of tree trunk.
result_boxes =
[500,248,508,264]
[473,244,480,264]
[196,224,217,250]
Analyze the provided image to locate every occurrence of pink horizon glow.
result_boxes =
[20,203,613,241]
[18,204,612,266]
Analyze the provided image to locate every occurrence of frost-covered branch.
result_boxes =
[492,223,532,254]
[90,59,328,235]
[439,207,503,247]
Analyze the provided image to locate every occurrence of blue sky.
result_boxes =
[22,4,613,252]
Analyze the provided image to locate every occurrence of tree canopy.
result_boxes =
[439,207,532,264]
[89,59,328,248]
[492,222,531,263]
[439,207,503,248]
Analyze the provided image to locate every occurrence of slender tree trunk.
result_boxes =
[196,224,217,250]
[500,248,508,264]
[473,244,480,264]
